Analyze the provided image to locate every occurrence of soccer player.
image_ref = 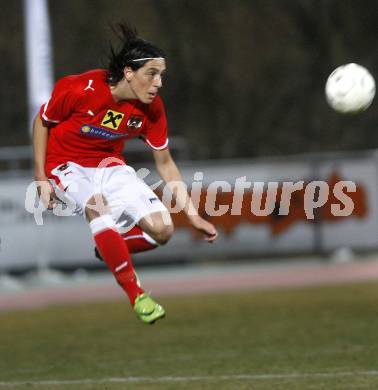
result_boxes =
[32,25,218,324]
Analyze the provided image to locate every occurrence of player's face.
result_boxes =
[127,59,166,104]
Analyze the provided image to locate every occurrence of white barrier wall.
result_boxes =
[319,159,378,250]
[0,152,377,270]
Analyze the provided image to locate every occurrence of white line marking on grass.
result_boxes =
[1,371,378,387]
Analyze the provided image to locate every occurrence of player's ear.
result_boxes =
[124,67,134,81]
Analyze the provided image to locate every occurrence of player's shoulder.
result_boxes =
[78,69,108,84]
[54,69,107,94]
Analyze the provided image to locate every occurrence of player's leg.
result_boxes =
[96,213,172,260]
[92,165,173,321]
[121,225,159,253]
[95,225,158,260]
[51,164,139,301]
[85,194,142,304]
[85,194,165,324]
[138,210,174,246]
[51,163,164,324]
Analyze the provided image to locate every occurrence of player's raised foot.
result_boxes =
[134,293,165,324]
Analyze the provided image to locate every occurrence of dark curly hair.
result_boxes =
[107,23,166,84]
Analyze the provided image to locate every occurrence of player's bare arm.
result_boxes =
[153,148,218,242]
[32,115,56,209]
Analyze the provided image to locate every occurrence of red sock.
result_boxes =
[122,226,158,254]
[90,216,144,305]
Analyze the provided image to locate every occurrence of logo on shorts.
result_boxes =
[127,116,144,130]
[57,164,70,171]
[101,110,124,130]
[149,197,159,203]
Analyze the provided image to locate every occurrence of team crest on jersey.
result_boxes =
[101,110,124,130]
[127,116,144,130]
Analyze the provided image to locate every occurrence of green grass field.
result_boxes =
[1,281,378,389]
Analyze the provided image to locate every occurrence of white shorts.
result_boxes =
[50,162,168,228]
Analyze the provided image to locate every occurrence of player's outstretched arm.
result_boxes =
[32,115,56,209]
[153,148,218,242]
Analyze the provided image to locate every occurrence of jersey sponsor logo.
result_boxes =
[101,110,124,130]
[127,116,144,130]
[80,124,127,140]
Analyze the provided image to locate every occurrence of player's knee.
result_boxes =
[85,194,109,221]
[152,223,174,245]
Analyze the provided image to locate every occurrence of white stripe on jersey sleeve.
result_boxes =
[41,101,60,123]
[144,138,169,150]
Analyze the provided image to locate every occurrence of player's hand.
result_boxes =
[189,215,218,243]
[35,178,57,210]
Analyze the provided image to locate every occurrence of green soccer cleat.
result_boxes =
[134,293,166,324]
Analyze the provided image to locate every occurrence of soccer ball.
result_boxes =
[325,63,375,113]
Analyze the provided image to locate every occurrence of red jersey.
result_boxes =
[40,69,168,176]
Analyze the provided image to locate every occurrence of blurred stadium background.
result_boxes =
[1,1,378,389]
